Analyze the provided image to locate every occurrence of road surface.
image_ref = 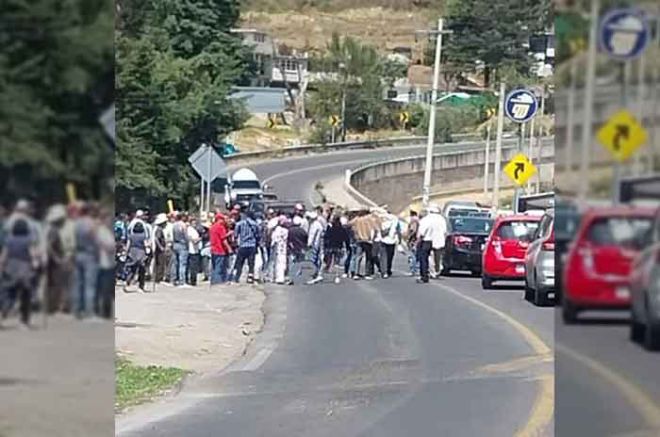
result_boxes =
[117,142,555,436]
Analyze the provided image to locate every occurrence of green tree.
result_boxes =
[116,0,250,208]
[0,0,114,204]
[443,0,552,87]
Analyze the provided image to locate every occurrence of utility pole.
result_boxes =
[566,59,577,185]
[535,86,545,194]
[492,82,506,209]
[419,18,452,206]
[578,0,600,202]
[341,88,347,142]
[206,142,213,215]
[483,119,492,198]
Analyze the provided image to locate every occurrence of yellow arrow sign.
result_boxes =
[330,115,340,127]
[267,116,276,129]
[596,110,647,162]
[399,111,410,124]
[504,153,537,186]
[485,107,497,119]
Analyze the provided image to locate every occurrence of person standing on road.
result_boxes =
[169,213,189,286]
[271,216,289,284]
[152,213,168,284]
[380,209,402,279]
[71,202,100,317]
[45,205,69,313]
[210,213,230,284]
[186,217,202,286]
[232,211,260,284]
[416,205,446,283]
[430,208,447,279]
[123,220,148,293]
[325,215,350,284]
[306,211,325,284]
[406,210,420,277]
[294,204,309,233]
[368,209,383,279]
[287,215,308,285]
[342,214,356,279]
[0,217,39,327]
[95,208,116,317]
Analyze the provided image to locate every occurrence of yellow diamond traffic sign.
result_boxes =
[329,115,341,127]
[399,111,410,124]
[267,116,276,129]
[504,153,537,186]
[596,110,647,162]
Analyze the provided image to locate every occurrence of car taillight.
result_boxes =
[542,241,555,251]
[453,235,473,246]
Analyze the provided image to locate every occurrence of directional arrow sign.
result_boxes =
[504,153,536,186]
[399,111,410,125]
[596,110,647,162]
[267,116,276,129]
[330,115,341,127]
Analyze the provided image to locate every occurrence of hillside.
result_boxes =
[240,1,445,54]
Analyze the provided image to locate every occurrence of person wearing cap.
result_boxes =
[210,213,231,284]
[45,205,69,313]
[416,204,447,283]
[186,217,202,286]
[294,203,309,233]
[379,208,402,279]
[170,213,189,287]
[152,213,168,284]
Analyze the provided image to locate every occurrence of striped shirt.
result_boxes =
[235,217,260,248]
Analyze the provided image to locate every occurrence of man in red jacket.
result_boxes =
[210,213,230,284]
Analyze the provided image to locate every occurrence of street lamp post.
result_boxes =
[420,18,452,206]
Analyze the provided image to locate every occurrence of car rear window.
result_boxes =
[448,208,481,217]
[586,217,652,249]
[450,218,493,234]
[497,221,539,240]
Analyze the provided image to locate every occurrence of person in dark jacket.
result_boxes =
[1,218,38,326]
[325,215,350,284]
[287,216,308,285]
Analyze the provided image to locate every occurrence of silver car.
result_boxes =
[524,210,555,306]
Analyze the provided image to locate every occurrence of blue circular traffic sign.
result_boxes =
[504,89,538,123]
[599,8,650,60]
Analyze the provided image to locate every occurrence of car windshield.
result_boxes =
[450,217,493,234]
[448,208,481,217]
[233,180,261,189]
[586,216,652,249]
[497,221,539,240]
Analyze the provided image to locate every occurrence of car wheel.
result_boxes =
[481,275,493,290]
[524,279,533,302]
[562,299,578,324]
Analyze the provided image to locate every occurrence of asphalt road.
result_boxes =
[117,143,555,436]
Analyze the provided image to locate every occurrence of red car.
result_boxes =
[561,207,654,324]
[482,214,541,289]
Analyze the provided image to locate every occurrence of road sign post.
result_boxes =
[188,144,227,215]
[492,82,506,209]
[597,6,651,203]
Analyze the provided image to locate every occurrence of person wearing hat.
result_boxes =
[287,215,308,284]
[416,204,447,283]
[294,203,309,233]
[271,216,290,284]
[306,211,325,284]
[152,213,168,284]
[406,210,420,277]
[45,205,69,313]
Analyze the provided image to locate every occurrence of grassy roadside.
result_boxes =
[115,356,188,412]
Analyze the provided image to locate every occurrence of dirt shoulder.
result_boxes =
[115,283,265,375]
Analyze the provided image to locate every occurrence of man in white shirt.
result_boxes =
[416,205,447,283]
[379,211,401,278]
[186,217,202,286]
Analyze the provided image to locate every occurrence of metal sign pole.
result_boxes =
[492,82,506,209]
[566,59,577,186]
[635,49,646,175]
[536,89,545,194]
[579,0,600,202]
[614,62,629,204]
[483,121,492,198]
[206,143,213,215]
[527,115,535,194]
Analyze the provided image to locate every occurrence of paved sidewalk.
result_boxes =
[319,175,367,209]
[0,316,115,437]
[115,282,265,374]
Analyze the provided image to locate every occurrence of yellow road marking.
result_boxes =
[433,282,554,437]
[473,353,553,376]
[556,343,660,431]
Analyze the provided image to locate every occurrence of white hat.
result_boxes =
[46,205,66,223]
[135,209,145,218]
[154,213,168,225]
[307,211,318,220]
[428,205,441,214]
[292,216,303,226]
[15,199,30,212]
[295,203,305,211]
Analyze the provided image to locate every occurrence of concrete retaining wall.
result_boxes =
[350,140,555,213]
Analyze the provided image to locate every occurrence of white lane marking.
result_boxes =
[241,347,274,372]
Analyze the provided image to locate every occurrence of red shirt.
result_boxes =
[210,221,228,255]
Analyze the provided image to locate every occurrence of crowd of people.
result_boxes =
[0,199,115,328]
[114,201,449,290]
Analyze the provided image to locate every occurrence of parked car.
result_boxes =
[441,216,494,276]
[524,210,555,306]
[443,200,490,218]
[629,207,660,350]
[561,207,654,324]
[481,214,541,289]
